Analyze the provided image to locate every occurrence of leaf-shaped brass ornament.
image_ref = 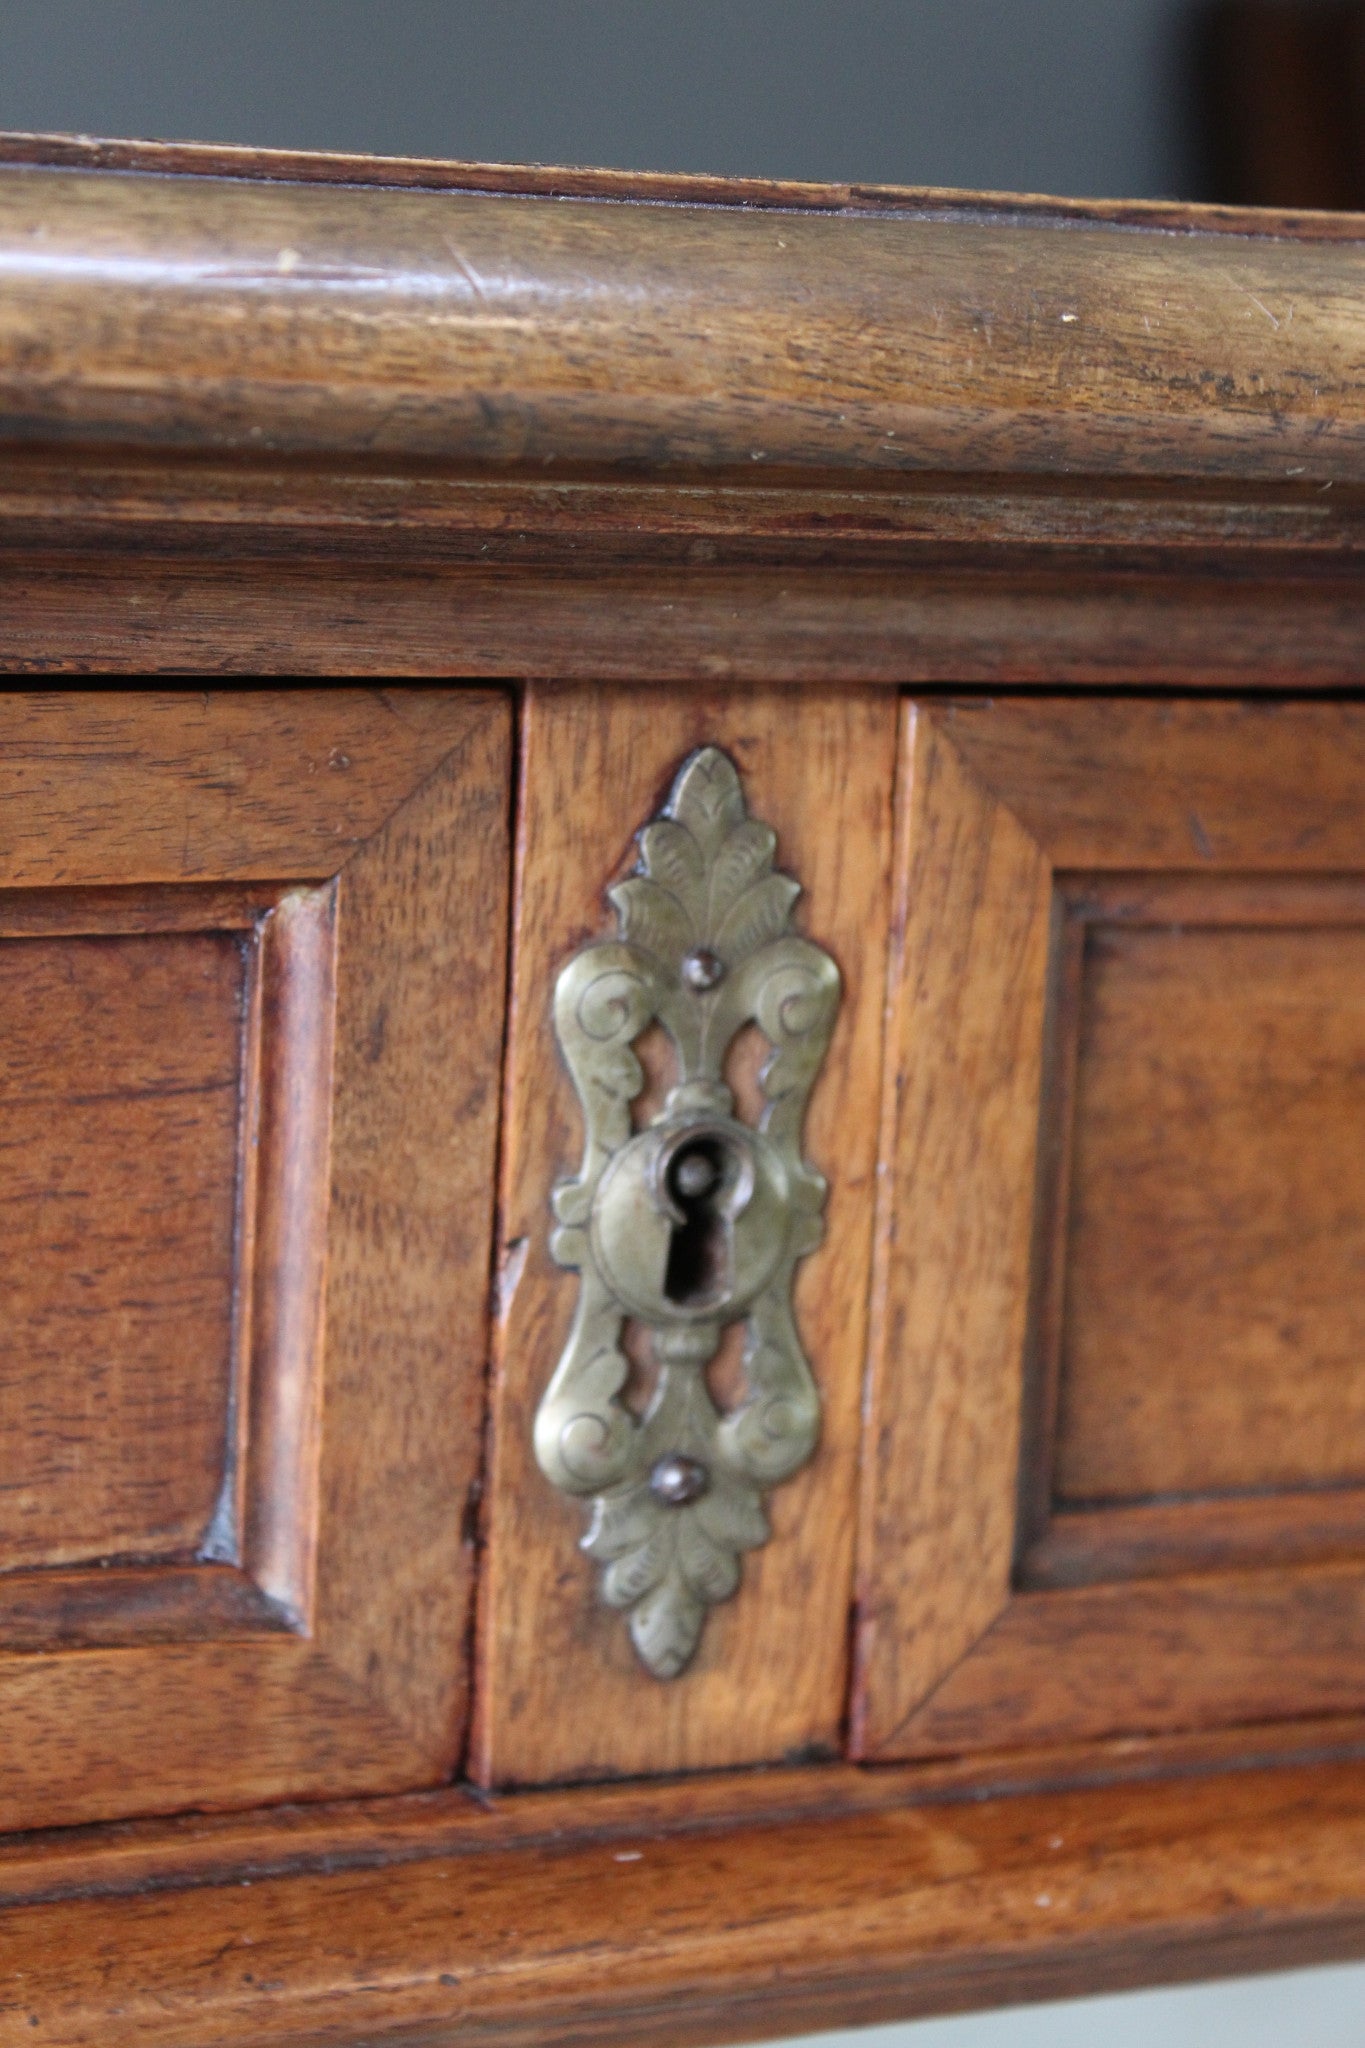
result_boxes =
[535,747,840,1678]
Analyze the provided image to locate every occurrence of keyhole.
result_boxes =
[662,1136,737,1310]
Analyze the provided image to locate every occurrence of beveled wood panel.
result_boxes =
[939,697,1365,869]
[858,697,1365,1762]
[475,683,896,1785]
[887,1561,1365,1754]
[852,703,1054,1754]
[0,929,247,1570]
[0,689,511,1830]
[305,726,508,1768]
[0,879,327,1654]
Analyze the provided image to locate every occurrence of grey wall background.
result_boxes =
[0,0,1199,199]
[782,1962,1365,2046]
[2,0,1363,2040]
[771,1960,1365,2045]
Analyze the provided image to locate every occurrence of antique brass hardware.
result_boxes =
[535,748,840,1678]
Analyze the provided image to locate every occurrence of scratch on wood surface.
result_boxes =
[1227,276,1282,330]
[443,234,491,307]
[496,1237,529,1322]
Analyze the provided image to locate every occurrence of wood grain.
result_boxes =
[938,697,1365,869]
[474,684,895,1784]
[1022,1489,1365,1590]
[1058,920,1365,1502]
[12,453,1365,563]
[0,689,490,887]
[892,1561,1365,1754]
[0,1757,1364,2045]
[311,715,511,1766]
[852,703,1054,1758]
[0,929,247,1571]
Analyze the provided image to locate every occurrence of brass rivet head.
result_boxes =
[681,947,726,991]
[649,1453,711,1506]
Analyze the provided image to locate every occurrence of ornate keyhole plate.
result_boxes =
[535,747,841,1678]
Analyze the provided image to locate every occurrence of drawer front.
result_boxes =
[13,684,1364,1820]
[856,697,1365,1759]
[0,690,510,1828]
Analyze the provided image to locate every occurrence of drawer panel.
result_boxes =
[0,690,510,1828]
[855,697,1365,1760]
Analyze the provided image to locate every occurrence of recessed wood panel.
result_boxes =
[0,930,247,1571]
[1057,922,1365,1505]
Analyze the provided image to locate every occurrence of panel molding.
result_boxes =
[0,876,335,1651]
[1019,868,1365,1598]
[0,1562,290,1653]
[1021,1489,1365,1591]
[239,881,337,1627]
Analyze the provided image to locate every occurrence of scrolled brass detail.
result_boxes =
[535,747,840,1679]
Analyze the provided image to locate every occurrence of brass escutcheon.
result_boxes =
[534,747,840,1679]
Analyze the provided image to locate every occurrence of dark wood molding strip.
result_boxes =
[0,1561,292,1654]
[1022,1490,1365,1590]
[7,560,1365,683]
[2,1757,1365,2044]
[3,129,1365,240]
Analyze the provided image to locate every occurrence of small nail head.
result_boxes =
[682,948,726,991]
[649,1453,711,1506]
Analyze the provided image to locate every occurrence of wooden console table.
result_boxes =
[2,131,1365,2047]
